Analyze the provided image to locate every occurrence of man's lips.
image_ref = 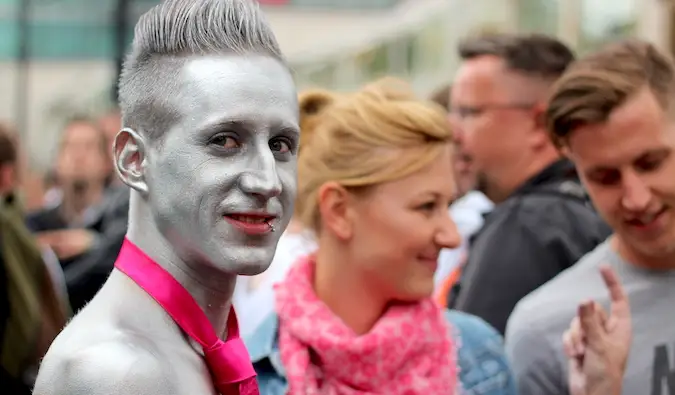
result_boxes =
[624,206,668,233]
[223,213,277,235]
[625,207,666,224]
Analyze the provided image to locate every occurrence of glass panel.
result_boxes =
[305,61,338,87]
[517,0,559,35]
[579,0,636,53]
[409,16,445,73]
[354,42,390,80]
[290,0,401,10]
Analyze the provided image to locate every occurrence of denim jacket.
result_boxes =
[245,310,517,395]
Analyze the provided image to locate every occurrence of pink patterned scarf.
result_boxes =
[274,255,458,394]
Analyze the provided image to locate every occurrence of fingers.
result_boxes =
[599,265,627,305]
[579,300,604,344]
[563,316,585,358]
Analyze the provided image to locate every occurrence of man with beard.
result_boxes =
[33,0,298,394]
[447,34,611,334]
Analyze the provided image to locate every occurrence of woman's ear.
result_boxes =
[317,182,353,241]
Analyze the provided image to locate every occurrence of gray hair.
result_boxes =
[118,0,284,141]
[459,33,574,80]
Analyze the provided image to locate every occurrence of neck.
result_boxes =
[61,181,104,221]
[125,190,236,338]
[612,235,675,270]
[490,150,560,203]
[313,235,388,335]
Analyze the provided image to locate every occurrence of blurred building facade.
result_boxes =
[0,0,668,170]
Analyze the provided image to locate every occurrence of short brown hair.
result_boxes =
[0,123,18,166]
[458,33,575,79]
[546,39,675,148]
[429,84,451,111]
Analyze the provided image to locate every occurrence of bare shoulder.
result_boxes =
[34,341,177,395]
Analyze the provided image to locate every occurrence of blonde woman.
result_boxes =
[245,79,516,394]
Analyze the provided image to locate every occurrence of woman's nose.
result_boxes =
[436,214,462,250]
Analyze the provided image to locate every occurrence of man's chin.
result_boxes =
[215,246,274,276]
[234,261,271,276]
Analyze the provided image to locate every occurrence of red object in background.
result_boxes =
[257,0,289,4]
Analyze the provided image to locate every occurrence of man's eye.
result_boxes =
[209,135,240,149]
[590,170,621,186]
[269,138,291,154]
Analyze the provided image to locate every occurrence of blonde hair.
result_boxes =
[297,77,453,232]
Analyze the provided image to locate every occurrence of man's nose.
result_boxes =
[448,115,465,145]
[621,171,652,212]
[238,151,282,200]
[436,214,462,250]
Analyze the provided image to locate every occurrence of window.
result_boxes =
[517,0,559,35]
[579,0,636,53]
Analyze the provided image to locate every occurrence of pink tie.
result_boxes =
[114,239,259,395]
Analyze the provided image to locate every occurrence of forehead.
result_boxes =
[567,88,673,166]
[176,55,298,129]
[375,146,456,197]
[452,56,513,102]
[62,122,100,143]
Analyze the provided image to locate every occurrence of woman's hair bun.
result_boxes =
[298,89,338,149]
[299,90,335,118]
[359,77,417,102]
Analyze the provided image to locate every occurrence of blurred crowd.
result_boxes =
[0,8,673,395]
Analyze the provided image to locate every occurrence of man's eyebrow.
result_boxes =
[198,118,299,136]
[198,119,253,134]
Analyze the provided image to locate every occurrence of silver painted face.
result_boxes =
[144,55,299,275]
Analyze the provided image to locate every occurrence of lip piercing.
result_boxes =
[268,222,275,232]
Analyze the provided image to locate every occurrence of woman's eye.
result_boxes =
[419,202,436,211]
[269,138,291,154]
[210,135,239,149]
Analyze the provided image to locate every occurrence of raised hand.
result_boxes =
[563,265,632,395]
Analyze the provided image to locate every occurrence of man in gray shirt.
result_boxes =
[505,39,675,395]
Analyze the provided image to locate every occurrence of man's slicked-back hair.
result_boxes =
[118,0,284,141]
[458,33,575,80]
[546,39,675,148]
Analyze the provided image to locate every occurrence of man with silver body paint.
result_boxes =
[32,0,299,394]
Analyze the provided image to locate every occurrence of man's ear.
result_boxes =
[113,128,149,195]
[529,102,553,149]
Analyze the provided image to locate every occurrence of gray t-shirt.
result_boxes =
[505,239,675,395]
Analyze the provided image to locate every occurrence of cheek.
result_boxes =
[356,210,425,263]
[464,118,501,155]
[652,166,675,202]
[587,187,622,223]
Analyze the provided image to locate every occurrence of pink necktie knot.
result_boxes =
[205,339,259,395]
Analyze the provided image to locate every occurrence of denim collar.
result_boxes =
[244,313,287,377]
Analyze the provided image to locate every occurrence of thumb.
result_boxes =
[579,300,604,345]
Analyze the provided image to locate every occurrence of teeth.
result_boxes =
[639,214,656,224]
[230,215,267,224]
[634,213,657,224]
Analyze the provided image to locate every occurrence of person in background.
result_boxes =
[28,116,111,231]
[448,34,611,333]
[26,116,126,311]
[506,39,675,395]
[0,124,68,395]
[246,79,517,394]
[97,107,122,148]
[97,108,126,188]
[428,84,493,303]
[429,83,451,112]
